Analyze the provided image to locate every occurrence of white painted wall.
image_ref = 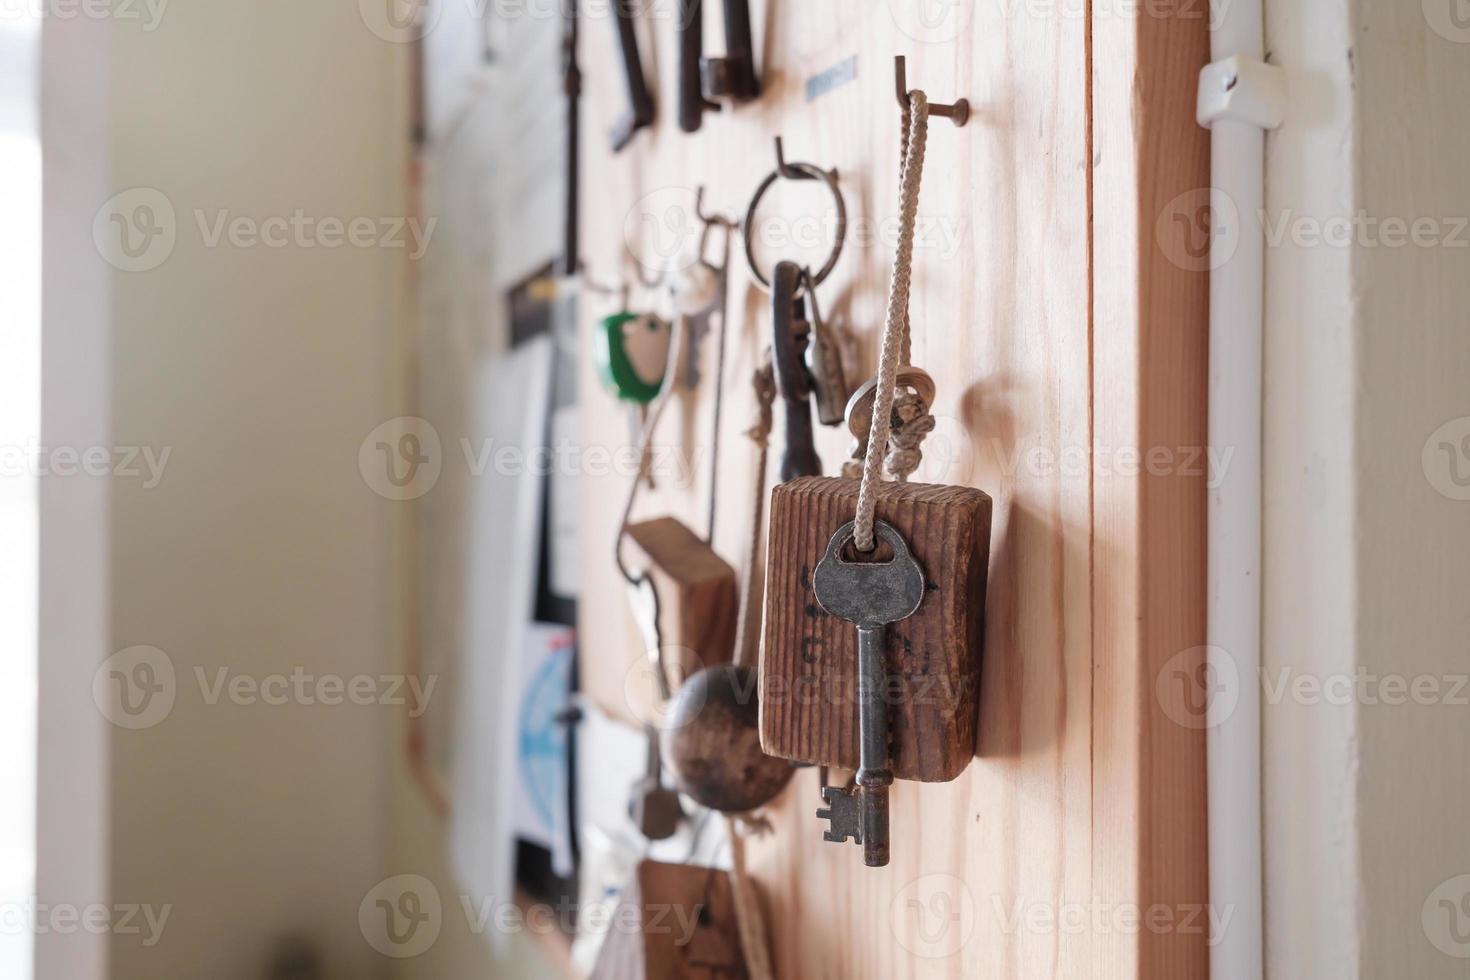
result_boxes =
[1264,0,1470,976]
[102,4,410,976]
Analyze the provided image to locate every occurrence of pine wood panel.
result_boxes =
[575,2,1209,975]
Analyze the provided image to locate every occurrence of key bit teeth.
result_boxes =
[816,786,863,844]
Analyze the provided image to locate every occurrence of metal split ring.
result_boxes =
[742,154,847,292]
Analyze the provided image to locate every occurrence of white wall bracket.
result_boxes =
[1197,55,1287,130]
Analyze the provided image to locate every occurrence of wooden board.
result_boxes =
[625,516,740,683]
[1092,4,1213,976]
[574,3,1210,976]
[590,861,750,980]
[759,477,991,782]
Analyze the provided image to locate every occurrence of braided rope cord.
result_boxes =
[854,91,931,552]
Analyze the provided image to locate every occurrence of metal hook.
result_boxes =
[894,55,970,126]
[691,186,737,271]
[579,262,632,309]
[774,136,838,182]
[694,185,737,229]
[631,260,666,290]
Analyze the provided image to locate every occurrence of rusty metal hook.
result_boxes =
[694,185,737,229]
[894,55,970,126]
[773,136,837,182]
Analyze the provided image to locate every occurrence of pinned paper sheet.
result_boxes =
[450,336,553,949]
[512,622,575,878]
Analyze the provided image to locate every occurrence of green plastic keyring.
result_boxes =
[595,312,671,405]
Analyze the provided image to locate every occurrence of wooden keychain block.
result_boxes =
[759,476,991,782]
[625,517,739,678]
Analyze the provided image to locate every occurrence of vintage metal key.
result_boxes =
[770,261,821,480]
[811,519,926,866]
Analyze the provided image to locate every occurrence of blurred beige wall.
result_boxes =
[105,3,411,976]
[99,1,564,977]
[1264,0,1470,976]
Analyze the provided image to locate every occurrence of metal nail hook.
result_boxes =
[894,55,970,127]
[694,185,738,229]
[774,136,838,182]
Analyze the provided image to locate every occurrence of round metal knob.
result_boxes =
[662,664,795,813]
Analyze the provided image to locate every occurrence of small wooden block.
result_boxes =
[626,517,739,678]
[589,860,751,980]
[759,476,992,782]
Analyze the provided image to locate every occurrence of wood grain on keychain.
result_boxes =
[760,476,991,782]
